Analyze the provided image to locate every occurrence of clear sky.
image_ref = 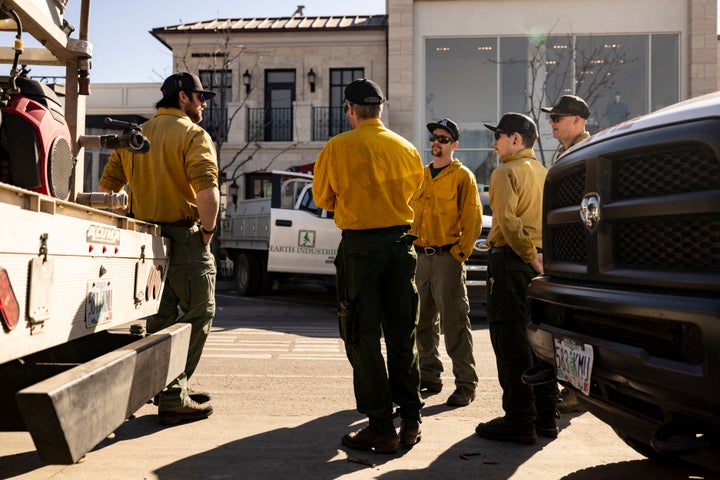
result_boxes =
[26,1,386,83]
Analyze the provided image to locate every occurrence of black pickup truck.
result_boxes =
[526,92,720,472]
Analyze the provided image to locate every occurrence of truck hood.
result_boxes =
[559,90,720,161]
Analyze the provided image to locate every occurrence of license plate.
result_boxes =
[553,336,594,396]
[86,280,113,327]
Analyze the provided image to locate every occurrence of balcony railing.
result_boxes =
[312,106,351,141]
[247,107,293,142]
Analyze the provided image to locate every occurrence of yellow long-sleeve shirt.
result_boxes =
[313,118,424,230]
[486,148,547,263]
[98,107,218,223]
[410,159,482,263]
[554,130,591,163]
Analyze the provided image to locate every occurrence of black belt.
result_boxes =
[490,246,542,254]
[158,219,197,227]
[342,225,410,237]
[415,244,455,255]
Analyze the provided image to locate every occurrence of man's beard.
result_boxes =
[431,147,442,157]
[184,105,203,124]
[188,109,202,124]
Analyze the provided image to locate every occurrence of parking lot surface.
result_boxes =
[0,283,714,480]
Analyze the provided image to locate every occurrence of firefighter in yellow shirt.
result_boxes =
[314,78,424,453]
[100,72,218,426]
[543,95,592,164]
[474,113,558,445]
[410,118,482,407]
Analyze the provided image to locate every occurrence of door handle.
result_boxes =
[276,219,292,227]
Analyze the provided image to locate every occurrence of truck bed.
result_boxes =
[0,182,170,364]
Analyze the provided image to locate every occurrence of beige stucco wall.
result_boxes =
[86,83,160,118]
[162,28,387,176]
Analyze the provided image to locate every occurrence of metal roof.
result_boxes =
[151,14,388,36]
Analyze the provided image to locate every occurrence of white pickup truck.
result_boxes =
[219,171,340,295]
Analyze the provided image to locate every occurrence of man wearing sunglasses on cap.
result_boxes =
[99,72,219,426]
[409,118,482,408]
[542,95,591,413]
[474,113,558,445]
[542,94,592,164]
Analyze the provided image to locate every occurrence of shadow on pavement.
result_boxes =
[560,459,719,480]
[143,410,414,480]
[0,450,45,479]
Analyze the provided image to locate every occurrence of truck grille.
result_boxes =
[545,120,720,291]
[552,223,588,264]
[615,144,720,199]
[616,215,720,270]
[550,169,585,209]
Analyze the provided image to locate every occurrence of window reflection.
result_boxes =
[424,34,679,180]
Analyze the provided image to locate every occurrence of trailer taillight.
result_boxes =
[0,267,20,331]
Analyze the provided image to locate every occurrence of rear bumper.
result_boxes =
[15,323,190,464]
[527,276,720,436]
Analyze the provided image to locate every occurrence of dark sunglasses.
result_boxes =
[494,131,511,140]
[549,114,572,123]
[186,91,206,102]
[429,134,453,144]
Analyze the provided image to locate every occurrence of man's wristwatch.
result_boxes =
[201,225,216,234]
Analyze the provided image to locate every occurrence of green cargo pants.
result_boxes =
[335,227,424,433]
[147,224,216,411]
[415,252,478,390]
[486,249,557,424]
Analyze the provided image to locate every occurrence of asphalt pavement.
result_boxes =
[0,280,715,480]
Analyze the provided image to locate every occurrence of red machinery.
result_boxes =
[0,75,74,200]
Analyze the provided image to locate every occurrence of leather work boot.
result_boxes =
[188,388,212,404]
[342,426,399,454]
[420,380,442,394]
[158,400,214,426]
[446,386,475,406]
[536,409,560,438]
[399,418,422,446]
[152,388,212,406]
[557,387,585,414]
[475,416,537,445]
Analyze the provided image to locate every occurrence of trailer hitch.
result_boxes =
[650,421,713,456]
[521,362,556,385]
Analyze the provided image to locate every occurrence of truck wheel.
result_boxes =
[257,254,274,294]
[234,253,262,296]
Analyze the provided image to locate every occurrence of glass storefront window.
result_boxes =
[425,38,498,183]
[651,34,679,111]
[425,33,679,181]
[500,37,531,115]
[545,35,574,102]
[425,37,497,123]
[575,35,648,131]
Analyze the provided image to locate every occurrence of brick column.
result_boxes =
[386,0,415,141]
[689,0,718,97]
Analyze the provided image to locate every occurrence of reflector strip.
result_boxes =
[0,267,20,331]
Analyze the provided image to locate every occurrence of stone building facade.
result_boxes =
[85,0,717,193]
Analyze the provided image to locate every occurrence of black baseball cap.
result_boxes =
[484,113,538,138]
[161,72,217,100]
[344,78,385,105]
[427,118,460,141]
[541,95,590,119]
